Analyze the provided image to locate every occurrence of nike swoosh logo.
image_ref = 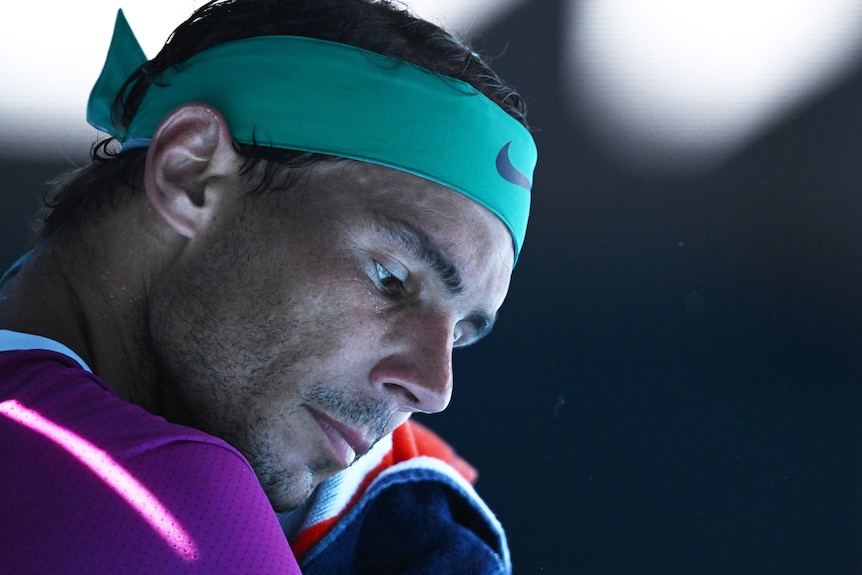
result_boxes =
[496,141,532,191]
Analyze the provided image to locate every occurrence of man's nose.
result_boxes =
[369,311,454,414]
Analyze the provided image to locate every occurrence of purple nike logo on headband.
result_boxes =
[496,141,532,191]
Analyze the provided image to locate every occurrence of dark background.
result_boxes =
[3,0,861,573]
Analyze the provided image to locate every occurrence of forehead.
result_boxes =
[300,160,515,268]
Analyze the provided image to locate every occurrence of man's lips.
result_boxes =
[308,408,373,468]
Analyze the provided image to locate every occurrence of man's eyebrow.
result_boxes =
[377,218,464,295]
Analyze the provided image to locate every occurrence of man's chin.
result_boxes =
[267,485,314,513]
[263,466,341,513]
[258,470,314,512]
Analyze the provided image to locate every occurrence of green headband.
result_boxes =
[88,10,536,261]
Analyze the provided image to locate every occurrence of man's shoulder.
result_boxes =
[0,350,300,574]
[0,345,247,467]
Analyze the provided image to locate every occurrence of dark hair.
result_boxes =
[40,0,529,238]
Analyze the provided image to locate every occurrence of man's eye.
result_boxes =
[374,261,405,295]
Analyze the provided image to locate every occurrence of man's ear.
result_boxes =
[144,103,239,238]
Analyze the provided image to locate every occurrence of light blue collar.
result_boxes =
[0,330,93,373]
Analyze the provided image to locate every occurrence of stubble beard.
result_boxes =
[220,382,395,512]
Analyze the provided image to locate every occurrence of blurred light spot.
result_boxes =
[0,0,524,159]
[564,0,862,174]
[554,394,567,418]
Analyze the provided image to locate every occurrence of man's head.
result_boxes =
[45,0,535,248]
[40,0,535,510]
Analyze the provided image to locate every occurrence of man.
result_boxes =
[0,0,536,572]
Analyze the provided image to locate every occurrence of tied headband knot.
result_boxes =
[88,10,537,263]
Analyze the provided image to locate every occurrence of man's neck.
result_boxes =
[0,227,164,414]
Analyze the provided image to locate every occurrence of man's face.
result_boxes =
[148,160,514,511]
